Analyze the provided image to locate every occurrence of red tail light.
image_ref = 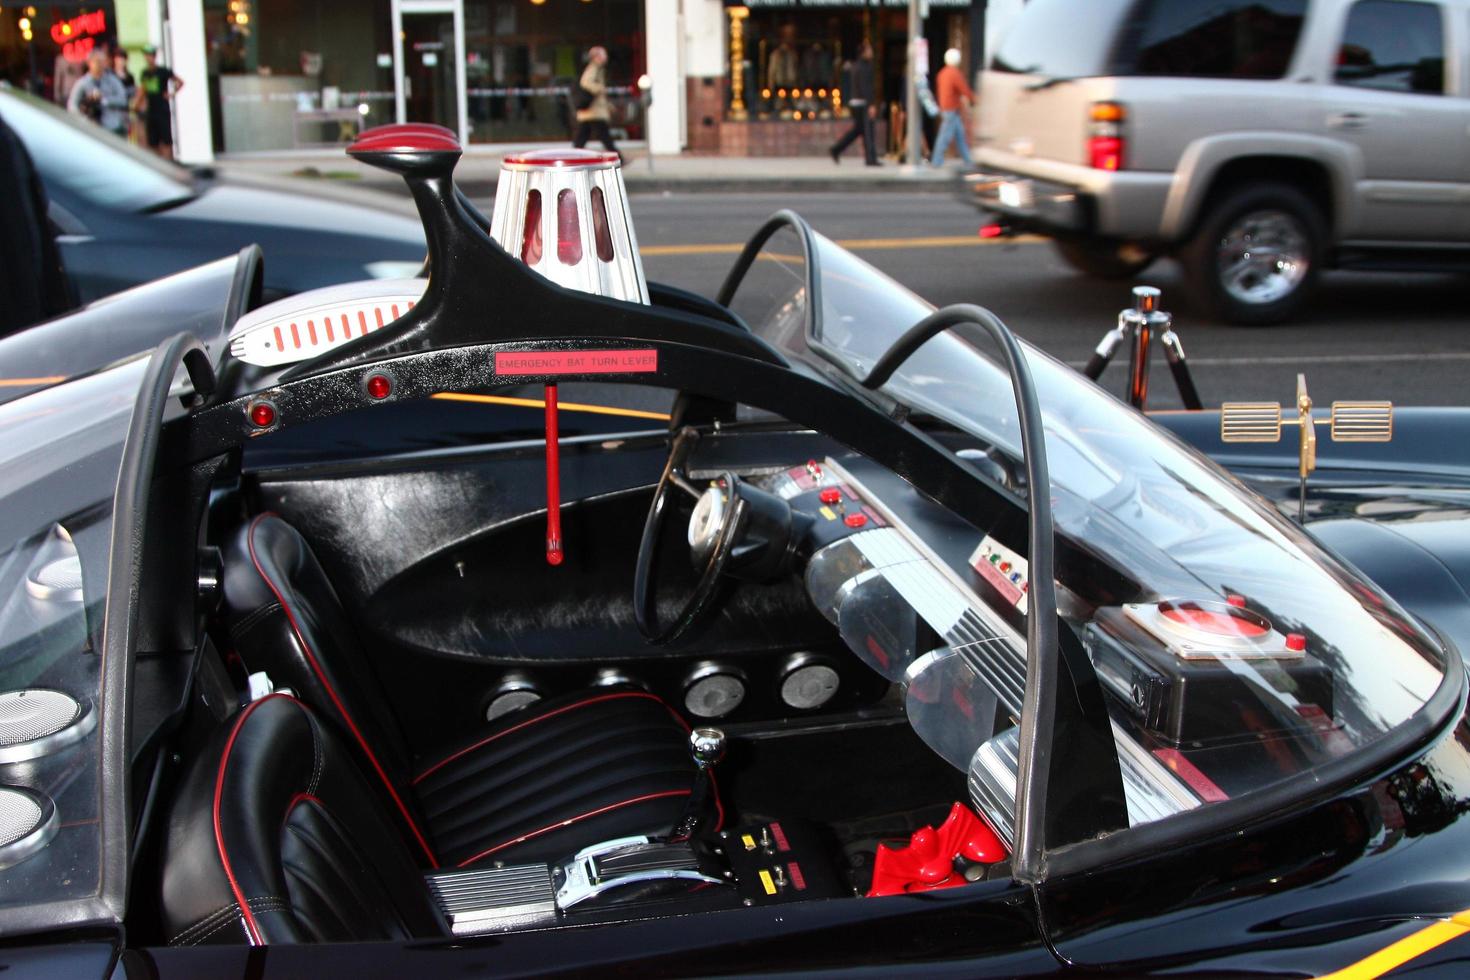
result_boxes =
[1087,102,1126,171]
[1088,136,1124,171]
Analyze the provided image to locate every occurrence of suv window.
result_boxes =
[1118,0,1307,79]
[990,0,1135,78]
[1335,0,1445,95]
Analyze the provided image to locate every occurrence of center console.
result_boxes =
[424,728,847,936]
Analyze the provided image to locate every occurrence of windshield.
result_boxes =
[0,358,141,927]
[0,85,192,212]
[731,226,1446,818]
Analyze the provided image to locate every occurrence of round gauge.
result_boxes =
[684,667,746,719]
[779,661,840,711]
[687,485,727,562]
[485,677,542,722]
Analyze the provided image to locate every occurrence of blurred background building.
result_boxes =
[0,0,999,160]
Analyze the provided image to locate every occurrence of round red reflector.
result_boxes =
[1285,633,1307,652]
[249,402,276,428]
[819,488,842,505]
[366,374,393,400]
[1159,602,1269,639]
[844,513,868,529]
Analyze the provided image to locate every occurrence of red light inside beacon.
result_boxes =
[366,374,393,400]
[249,401,276,428]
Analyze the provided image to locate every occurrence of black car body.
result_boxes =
[0,128,1468,979]
[0,86,424,306]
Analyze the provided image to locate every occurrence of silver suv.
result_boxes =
[964,0,1468,324]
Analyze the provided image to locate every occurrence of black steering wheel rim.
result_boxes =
[634,428,745,645]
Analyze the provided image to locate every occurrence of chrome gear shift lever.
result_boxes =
[672,728,725,840]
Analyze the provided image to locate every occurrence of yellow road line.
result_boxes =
[432,391,671,421]
[640,234,1043,257]
[1317,910,1470,979]
[0,376,65,387]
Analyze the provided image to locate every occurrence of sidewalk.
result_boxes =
[213,144,967,197]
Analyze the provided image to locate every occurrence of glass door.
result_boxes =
[393,0,467,141]
[403,11,459,131]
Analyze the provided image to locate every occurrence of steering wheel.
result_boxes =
[634,428,747,645]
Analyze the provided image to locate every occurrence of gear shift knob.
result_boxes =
[689,728,726,770]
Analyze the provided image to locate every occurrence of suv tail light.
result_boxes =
[1087,102,1126,171]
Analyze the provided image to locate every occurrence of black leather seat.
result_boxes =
[220,513,708,870]
[161,694,442,945]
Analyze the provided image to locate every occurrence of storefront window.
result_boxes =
[463,0,643,144]
[205,0,394,153]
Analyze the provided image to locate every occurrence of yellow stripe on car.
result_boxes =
[1317,910,1470,979]
[432,392,671,421]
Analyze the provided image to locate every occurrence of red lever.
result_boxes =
[544,384,563,566]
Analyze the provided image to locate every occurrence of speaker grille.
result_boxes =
[0,791,41,849]
[0,787,57,869]
[25,556,84,602]
[0,691,96,764]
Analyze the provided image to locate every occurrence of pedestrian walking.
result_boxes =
[137,45,184,161]
[930,48,974,167]
[67,51,130,139]
[828,41,879,167]
[572,46,619,161]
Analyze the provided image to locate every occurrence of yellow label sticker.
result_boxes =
[819,506,837,521]
[741,834,756,851]
[758,869,776,896]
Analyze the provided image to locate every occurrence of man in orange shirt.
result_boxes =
[931,48,974,167]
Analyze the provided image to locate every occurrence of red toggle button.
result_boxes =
[844,513,868,528]
[819,488,842,505]
[1285,632,1307,653]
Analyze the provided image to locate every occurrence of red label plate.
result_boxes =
[495,349,658,376]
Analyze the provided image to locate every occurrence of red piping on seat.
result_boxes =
[281,791,325,831]
[455,789,691,867]
[246,514,440,868]
[414,691,672,786]
[214,693,292,946]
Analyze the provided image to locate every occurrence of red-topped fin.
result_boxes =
[349,123,462,156]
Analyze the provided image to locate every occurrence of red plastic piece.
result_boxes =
[503,148,620,167]
[844,513,868,529]
[544,384,563,566]
[1226,594,1247,608]
[556,189,583,265]
[978,223,1004,239]
[1161,604,1268,638]
[349,123,461,155]
[867,802,1006,897]
[249,401,276,428]
[1285,632,1307,652]
[819,488,842,505]
[366,374,392,400]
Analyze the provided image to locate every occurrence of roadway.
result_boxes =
[630,191,1470,410]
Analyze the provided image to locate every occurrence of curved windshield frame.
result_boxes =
[725,220,1452,856]
[0,85,193,213]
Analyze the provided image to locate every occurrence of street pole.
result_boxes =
[904,0,922,174]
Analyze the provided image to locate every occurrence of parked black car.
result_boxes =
[0,85,424,307]
[0,127,1469,978]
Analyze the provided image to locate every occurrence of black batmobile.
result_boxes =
[1,126,1469,979]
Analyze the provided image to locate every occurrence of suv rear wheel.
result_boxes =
[1053,240,1156,280]
[1181,183,1325,326]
